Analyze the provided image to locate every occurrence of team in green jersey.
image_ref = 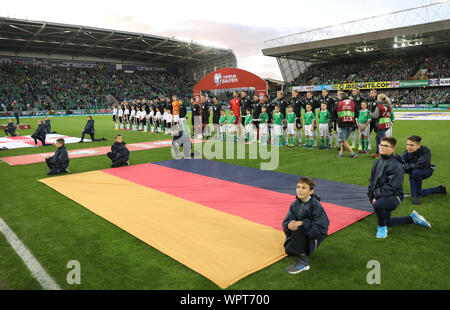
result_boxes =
[209,96,380,155]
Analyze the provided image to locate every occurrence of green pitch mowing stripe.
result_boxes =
[0,217,60,290]
[0,115,449,289]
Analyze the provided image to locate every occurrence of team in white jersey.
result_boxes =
[111,102,178,134]
[112,105,118,130]
[118,105,124,130]
[124,106,130,130]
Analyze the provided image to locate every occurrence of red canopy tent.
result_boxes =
[193,68,268,102]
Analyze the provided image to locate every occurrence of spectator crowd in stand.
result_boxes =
[0,53,449,115]
[0,63,195,112]
[292,53,449,86]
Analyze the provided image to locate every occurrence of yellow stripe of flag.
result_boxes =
[39,171,286,288]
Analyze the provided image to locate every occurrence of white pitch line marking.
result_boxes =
[0,216,61,290]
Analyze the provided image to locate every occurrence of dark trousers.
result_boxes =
[33,137,50,146]
[4,129,17,136]
[213,123,220,138]
[375,128,387,153]
[409,168,442,198]
[172,138,193,159]
[107,152,128,167]
[81,131,101,141]
[284,229,308,256]
[373,196,413,227]
[46,158,63,175]
[14,113,19,124]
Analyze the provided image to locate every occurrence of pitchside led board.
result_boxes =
[193,68,268,104]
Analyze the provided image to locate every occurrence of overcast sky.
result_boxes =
[2,0,438,80]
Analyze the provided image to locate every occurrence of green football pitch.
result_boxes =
[0,114,449,290]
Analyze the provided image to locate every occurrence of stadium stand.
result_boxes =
[0,63,195,111]
[291,53,449,86]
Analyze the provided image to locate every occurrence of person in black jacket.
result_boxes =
[348,88,365,149]
[191,98,201,138]
[44,117,57,134]
[368,136,431,239]
[107,135,129,168]
[45,138,70,175]
[251,94,262,142]
[179,99,187,128]
[320,89,337,148]
[31,120,51,146]
[273,91,289,145]
[366,89,378,151]
[291,90,304,146]
[304,91,318,146]
[4,119,18,136]
[282,177,329,274]
[240,91,253,127]
[211,97,222,140]
[171,125,199,159]
[79,116,106,143]
[200,95,210,139]
[401,135,446,205]
[12,101,20,124]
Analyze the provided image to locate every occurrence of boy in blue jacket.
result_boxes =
[44,117,57,134]
[45,138,70,175]
[282,177,330,274]
[368,136,432,238]
[79,116,106,143]
[107,135,130,168]
[31,120,51,146]
[4,119,18,136]
[401,135,446,205]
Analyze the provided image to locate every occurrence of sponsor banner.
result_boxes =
[292,85,333,92]
[440,78,450,86]
[214,72,239,86]
[57,62,98,68]
[428,78,450,87]
[0,57,34,65]
[428,79,440,87]
[399,80,428,88]
[121,64,167,72]
[293,81,400,92]
[332,81,396,90]
[393,107,449,111]
[398,104,450,108]
[0,58,12,64]
[97,108,113,113]
[394,112,450,120]
[389,81,400,88]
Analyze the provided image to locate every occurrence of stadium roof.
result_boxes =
[261,1,450,82]
[262,20,450,62]
[0,16,237,78]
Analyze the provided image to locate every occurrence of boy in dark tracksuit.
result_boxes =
[282,177,329,274]
[401,135,446,205]
[171,125,198,159]
[107,135,129,168]
[4,119,18,136]
[44,117,57,134]
[79,116,106,142]
[45,138,70,175]
[368,136,431,239]
[31,120,51,146]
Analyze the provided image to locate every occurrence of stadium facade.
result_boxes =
[0,17,237,81]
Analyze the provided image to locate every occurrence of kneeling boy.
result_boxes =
[107,135,130,168]
[45,138,69,175]
[282,177,330,274]
[4,119,18,136]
